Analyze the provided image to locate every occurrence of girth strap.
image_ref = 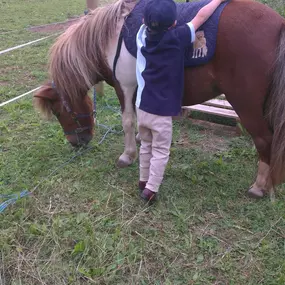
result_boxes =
[113,30,124,82]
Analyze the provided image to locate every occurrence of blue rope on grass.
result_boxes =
[0,87,122,213]
[0,190,31,213]
[94,87,123,144]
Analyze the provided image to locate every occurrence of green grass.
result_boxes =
[0,0,85,103]
[1,0,285,284]
[1,92,285,284]
[0,0,84,50]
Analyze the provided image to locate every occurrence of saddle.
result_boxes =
[122,0,229,67]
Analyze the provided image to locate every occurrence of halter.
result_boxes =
[51,81,95,136]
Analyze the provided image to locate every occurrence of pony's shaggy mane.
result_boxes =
[49,0,136,103]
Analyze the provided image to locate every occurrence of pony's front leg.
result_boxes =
[115,84,137,168]
[119,105,137,168]
[108,39,138,167]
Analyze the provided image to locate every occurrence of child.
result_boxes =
[136,0,227,203]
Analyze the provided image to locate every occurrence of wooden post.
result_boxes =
[86,0,99,12]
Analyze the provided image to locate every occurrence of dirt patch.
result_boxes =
[176,118,238,154]
[191,118,238,137]
[28,17,81,33]
[0,80,9,86]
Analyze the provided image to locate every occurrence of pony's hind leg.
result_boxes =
[226,99,274,198]
[249,161,273,198]
[240,117,273,198]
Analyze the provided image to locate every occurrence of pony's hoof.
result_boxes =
[247,187,264,198]
[135,133,141,144]
[117,154,134,168]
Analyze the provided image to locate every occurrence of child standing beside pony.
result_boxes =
[136,0,228,203]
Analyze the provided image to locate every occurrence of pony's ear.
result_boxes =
[33,84,58,101]
[33,84,59,119]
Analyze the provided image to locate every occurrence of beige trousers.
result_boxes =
[136,108,172,192]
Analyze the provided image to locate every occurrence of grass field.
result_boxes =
[1,0,285,284]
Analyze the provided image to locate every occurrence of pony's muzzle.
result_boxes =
[67,133,93,147]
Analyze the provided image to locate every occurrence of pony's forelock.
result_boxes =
[33,96,53,120]
[33,85,59,120]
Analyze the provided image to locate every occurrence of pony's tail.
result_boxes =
[268,25,285,185]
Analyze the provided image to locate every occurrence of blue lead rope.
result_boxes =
[93,87,97,119]
[0,190,31,213]
[0,86,113,214]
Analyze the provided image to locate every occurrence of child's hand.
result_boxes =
[192,0,229,31]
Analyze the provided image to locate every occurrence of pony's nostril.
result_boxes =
[70,141,79,148]
[67,134,92,147]
[80,137,87,144]
[81,135,92,145]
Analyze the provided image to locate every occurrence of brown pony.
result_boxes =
[34,0,285,199]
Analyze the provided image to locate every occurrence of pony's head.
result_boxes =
[33,83,94,146]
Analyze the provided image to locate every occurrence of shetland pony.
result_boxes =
[34,0,285,198]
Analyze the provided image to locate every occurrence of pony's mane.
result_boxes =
[49,0,136,103]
